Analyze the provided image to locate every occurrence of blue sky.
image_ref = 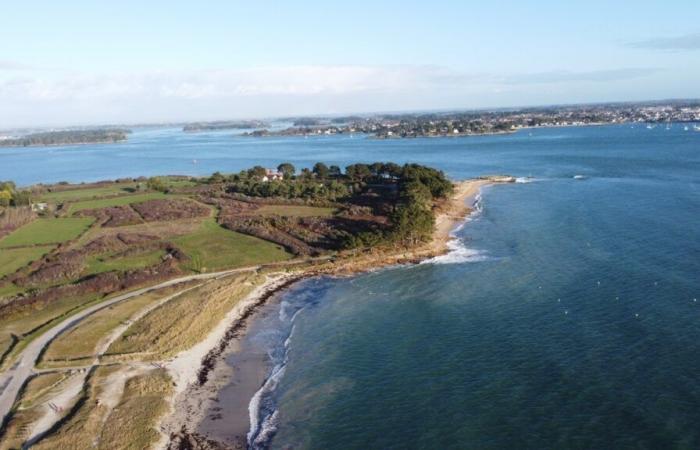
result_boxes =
[1,0,699,127]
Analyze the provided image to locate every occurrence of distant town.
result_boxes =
[1,100,700,144]
[247,100,700,138]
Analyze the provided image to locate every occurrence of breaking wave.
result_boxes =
[422,188,489,265]
[248,296,309,449]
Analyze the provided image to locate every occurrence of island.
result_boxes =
[0,129,130,147]
[0,163,514,449]
[182,120,270,132]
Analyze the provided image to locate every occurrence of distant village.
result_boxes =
[243,100,700,139]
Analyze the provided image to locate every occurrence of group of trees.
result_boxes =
[0,181,32,207]
[206,162,453,249]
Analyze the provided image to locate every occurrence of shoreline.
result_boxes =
[159,177,512,449]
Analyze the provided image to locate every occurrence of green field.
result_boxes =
[83,249,166,276]
[256,204,337,217]
[67,192,167,214]
[40,184,138,202]
[0,218,93,248]
[0,245,55,277]
[174,218,293,272]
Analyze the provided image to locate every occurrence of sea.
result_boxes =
[2,124,699,449]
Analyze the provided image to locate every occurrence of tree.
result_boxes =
[346,163,372,181]
[208,172,226,184]
[0,190,10,207]
[312,162,329,179]
[299,168,313,180]
[277,163,296,179]
[328,165,342,177]
[248,166,267,179]
[147,177,168,192]
[11,190,32,206]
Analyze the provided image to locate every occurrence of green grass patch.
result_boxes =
[0,218,93,248]
[256,204,337,217]
[40,183,138,202]
[83,249,166,276]
[0,245,55,277]
[174,218,292,272]
[67,192,167,214]
[0,283,25,299]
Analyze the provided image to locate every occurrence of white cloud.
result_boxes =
[0,65,674,127]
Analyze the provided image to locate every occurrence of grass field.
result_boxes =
[0,283,25,299]
[174,218,292,272]
[26,367,171,450]
[0,218,93,248]
[83,249,166,276]
[0,372,71,449]
[0,245,55,277]
[106,274,262,359]
[40,184,139,202]
[0,293,104,370]
[97,369,172,449]
[29,366,115,450]
[39,282,198,367]
[67,192,167,214]
[256,204,337,217]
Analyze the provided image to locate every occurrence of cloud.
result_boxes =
[502,68,661,84]
[627,32,700,51]
[0,60,34,71]
[0,64,675,127]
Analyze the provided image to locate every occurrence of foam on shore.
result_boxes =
[423,189,489,265]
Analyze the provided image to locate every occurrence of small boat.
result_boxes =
[684,126,690,131]
[694,125,700,132]
[646,124,654,130]
[573,175,586,180]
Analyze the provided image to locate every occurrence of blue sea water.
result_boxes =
[2,125,699,448]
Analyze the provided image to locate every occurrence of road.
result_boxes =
[0,266,261,428]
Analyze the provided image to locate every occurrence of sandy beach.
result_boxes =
[159,177,512,449]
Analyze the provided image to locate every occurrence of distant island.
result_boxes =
[0,129,130,147]
[183,120,270,132]
[243,100,700,139]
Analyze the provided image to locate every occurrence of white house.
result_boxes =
[262,168,283,182]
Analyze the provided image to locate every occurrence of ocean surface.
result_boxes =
[2,125,699,448]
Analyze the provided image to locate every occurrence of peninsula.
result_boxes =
[0,163,513,448]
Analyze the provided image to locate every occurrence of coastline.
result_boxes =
[159,177,511,449]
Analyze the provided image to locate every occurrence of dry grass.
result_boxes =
[105,272,264,360]
[97,369,172,450]
[0,294,103,370]
[256,204,337,217]
[31,367,172,450]
[39,282,198,368]
[29,365,115,450]
[0,372,69,450]
[75,217,203,248]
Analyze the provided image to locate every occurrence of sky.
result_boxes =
[1,0,699,128]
